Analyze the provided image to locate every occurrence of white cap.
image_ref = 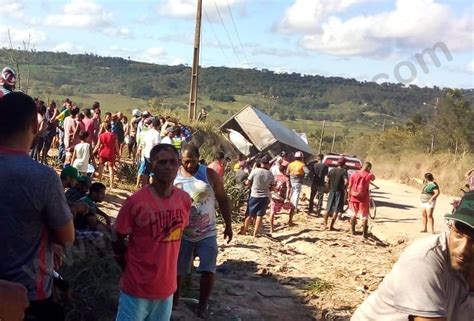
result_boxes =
[132,109,141,117]
[295,151,303,158]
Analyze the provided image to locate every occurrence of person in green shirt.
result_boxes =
[420,172,440,233]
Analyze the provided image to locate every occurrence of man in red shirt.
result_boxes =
[113,144,191,321]
[348,162,375,238]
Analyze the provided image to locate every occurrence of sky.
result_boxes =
[0,0,473,88]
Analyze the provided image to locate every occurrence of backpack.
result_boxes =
[350,172,369,198]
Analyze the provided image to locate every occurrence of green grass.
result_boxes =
[305,278,334,294]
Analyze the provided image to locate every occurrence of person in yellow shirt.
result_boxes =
[286,151,307,212]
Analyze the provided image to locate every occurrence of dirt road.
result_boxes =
[365,178,454,242]
[100,179,459,321]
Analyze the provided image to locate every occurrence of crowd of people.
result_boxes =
[0,65,472,321]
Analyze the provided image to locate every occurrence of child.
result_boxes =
[71,131,95,176]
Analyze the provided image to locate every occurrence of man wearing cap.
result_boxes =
[60,165,80,189]
[352,191,474,320]
[286,151,306,212]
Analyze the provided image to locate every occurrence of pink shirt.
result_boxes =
[114,186,191,299]
[82,117,95,144]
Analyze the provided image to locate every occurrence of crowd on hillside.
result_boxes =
[1,66,473,321]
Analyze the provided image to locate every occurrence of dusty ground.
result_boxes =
[99,178,457,321]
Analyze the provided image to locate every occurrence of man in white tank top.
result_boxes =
[173,144,233,318]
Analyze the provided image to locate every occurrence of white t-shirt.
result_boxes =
[161,136,172,145]
[352,232,472,321]
[143,128,161,161]
[72,142,91,173]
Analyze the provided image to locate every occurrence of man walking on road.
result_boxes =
[352,191,474,321]
[348,162,375,238]
[324,158,348,230]
[308,154,328,215]
[173,144,233,318]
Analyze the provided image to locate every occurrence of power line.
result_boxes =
[213,0,243,64]
[225,0,249,66]
[203,7,231,65]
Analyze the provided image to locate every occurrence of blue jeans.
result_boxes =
[116,292,173,321]
[58,129,65,163]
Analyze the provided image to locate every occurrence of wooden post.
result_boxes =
[331,130,336,152]
[188,0,202,121]
[318,120,326,154]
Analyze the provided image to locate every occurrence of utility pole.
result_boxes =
[430,97,439,153]
[382,117,386,132]
[188,0,202,121]
[331,130,336,152]
[318,120,326,154]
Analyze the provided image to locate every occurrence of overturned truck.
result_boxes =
[219,105,315,158]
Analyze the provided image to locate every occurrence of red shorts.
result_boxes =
[350,201,369,218]
[270,200,295,214]
[99,156,115,166]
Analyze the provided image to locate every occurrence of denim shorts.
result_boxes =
[177,236,218,276]
[115,292,173,321]
[248,196,270,217]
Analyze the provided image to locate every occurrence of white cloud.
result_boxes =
[278,0,473,58]
[139,47,167,64]
[44,0,113,28]
[103,27,133,39]
[0,0,23,14]
[0,0,28,21]
[51,42,84,54]
[466,61,474,74]
[277,0,373,34]
[0,26,46,48]
[157,0,244,20]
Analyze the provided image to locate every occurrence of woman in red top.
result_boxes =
[94,122,120,189]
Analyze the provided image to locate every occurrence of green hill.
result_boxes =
[1,48,471,155]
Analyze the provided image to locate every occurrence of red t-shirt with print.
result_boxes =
[114,186,191,299]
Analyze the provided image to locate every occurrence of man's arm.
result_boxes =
[53,221,75,247]
[112,232,128,271]
[207,168,233,243]
[96,208,112,225]
[0,280,29,321]
[412,317,446,321]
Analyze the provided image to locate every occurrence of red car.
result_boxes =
[322,153,363,177]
